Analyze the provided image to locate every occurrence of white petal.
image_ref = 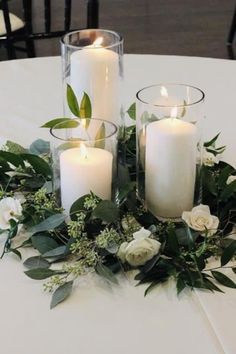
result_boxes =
[192,204,210,215]
[133,227,151,240]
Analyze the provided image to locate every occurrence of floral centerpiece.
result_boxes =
[1,87,236,309]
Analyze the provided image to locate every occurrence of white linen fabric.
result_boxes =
[0,54,236,354]
[0,10,24,35]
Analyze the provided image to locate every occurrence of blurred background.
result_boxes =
[0,0,235,60]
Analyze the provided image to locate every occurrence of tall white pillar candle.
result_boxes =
[60,146,113,214]
[70,41,120,125]
[145,118,197,218]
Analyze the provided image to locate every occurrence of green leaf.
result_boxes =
[94,123,106,149]
[180,100,187,117]
[67,84,80,117]
[30,214,65,233]
[8,219,18,239]
[23,256,50,269]
[142,254,160,274]
[5,140,26,154]
[9,248,22,259]
[95,262,118,284]
[204,133,220,148]
[220,180,236,201]
[70,194,90,220]
[211,270,236,288]
[43,245,67,258]
[144,281,161,296]
[127,103,136,120]
[176,276,186,295]
[50,281,73,309]
[218,166,234,188]
[166,228,179,255]
[0,151,25,167]
[232,268,236,274]
[29,139,50,155]
[80,92,92,124]
[221,240,236,266]
[31,235,59,254]
[20,154,52,177]
[25,268,57,280]
[41,118,79,129]
[203,277,224,293]
[116,182,136,205]
[92,200,119,223]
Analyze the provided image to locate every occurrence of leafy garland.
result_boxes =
[1,87,236,309]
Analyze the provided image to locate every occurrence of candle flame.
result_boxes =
[93,37,103,47]
[161,86,168,98]
[171,106,178,118]
[80,143,88,159]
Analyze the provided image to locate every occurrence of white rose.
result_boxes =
[125,238,161,266]
[182,204,219,236]
[226,175,236,185]
[117,227,161,266]
[117,242,128,263]
[0,197,22,230]
[203,151,219,167]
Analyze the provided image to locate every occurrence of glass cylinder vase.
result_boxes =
[50,118,118,215]
[61,29,124,127]
[136,84,205,221]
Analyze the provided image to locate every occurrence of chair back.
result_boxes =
[22,0,99,40]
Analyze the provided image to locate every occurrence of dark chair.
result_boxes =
[0,0,99,60]
[227,5,236,46]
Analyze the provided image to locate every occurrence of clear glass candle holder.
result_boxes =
[61,29,124,127]
[136,84,205,221]
[50,118,118,215]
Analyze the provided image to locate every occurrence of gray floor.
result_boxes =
[0,0,235,60]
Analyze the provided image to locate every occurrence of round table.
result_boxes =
[0,54,236,354]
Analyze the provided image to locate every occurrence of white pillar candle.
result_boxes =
[145,117,197,219]
[60,145,113,214]
[70,38,120,125]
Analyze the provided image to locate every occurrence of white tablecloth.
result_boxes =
[0,54,236,354]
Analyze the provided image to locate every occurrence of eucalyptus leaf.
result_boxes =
[23,256,50,269]
[95,262,118,284]
[29,139,50,155]
[67,84,80,117]
[211,270,236,288]
[25,268,58,280]
[127,103,136,120]
[43,245,67,258]
[92,200,119,223]
[70,194,90,220]
[94,123,105,149]
[50,281,73,309]
[30,214,65,233]
[31,235,59,254]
